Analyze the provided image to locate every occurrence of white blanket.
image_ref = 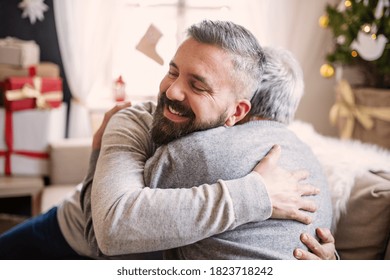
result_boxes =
[288,121,390,229]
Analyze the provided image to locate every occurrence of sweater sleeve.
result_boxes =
[91,103,271,256]
[79,148,101,256]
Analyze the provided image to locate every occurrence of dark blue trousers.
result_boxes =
[0,207,85,260]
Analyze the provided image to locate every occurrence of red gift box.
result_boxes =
[0,68,65,175]
[3,76,63,111]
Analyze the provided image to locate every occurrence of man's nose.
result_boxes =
[165,80,186,102]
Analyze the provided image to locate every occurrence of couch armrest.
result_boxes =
[334,171,390,259]
[49,138,92,185]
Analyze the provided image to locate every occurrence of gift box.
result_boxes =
[0,104,66,175]
[3,76,63,111]
[0,62,60,81]
[0,63,60,107]
[330,80,390,149]
[0,37,40,67]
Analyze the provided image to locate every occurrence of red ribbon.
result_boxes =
[1,109,49,175]
[28,66,37,77]
[0,150,11,175]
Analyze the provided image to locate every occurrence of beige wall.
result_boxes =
[235,0,340,137]
[294,37,339,137]
[293,0,339,137]
[295,76,339,137]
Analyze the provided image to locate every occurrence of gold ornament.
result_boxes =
[320,63,335,78]
[318,15,329,28]
[344,0,352,8]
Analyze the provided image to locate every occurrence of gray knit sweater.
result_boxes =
[69,101,271,258]
[144,120,333,259]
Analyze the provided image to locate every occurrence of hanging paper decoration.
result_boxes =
[18,0,49,24]
[136,24,164,65]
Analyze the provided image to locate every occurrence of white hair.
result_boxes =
[249,47,304,124]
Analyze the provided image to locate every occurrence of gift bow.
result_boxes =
[329,79,390,139]
[5,77,62,109]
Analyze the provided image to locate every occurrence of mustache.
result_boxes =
[159,92,195,118]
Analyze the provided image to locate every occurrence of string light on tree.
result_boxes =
[337,35,346,44]
[361,23,371,33]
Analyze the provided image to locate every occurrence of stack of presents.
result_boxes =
[0,37,66,214]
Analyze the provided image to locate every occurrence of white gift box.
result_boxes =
[0,104,66,175]
[0,37,40,67]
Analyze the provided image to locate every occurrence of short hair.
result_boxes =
[249,47,304,124]
[186,20,266,99]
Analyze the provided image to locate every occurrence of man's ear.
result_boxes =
[225,99,251,127]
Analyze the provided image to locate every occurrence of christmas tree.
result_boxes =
[319,0,389,88]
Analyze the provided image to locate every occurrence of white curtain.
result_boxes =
[53,0,120,138]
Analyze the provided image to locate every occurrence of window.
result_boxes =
[87,0,236,107]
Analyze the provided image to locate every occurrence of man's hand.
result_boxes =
[294,228,337,260]
[253,145,319,224]
[92,101,132,150]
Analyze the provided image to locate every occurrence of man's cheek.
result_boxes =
[159,77,171,93]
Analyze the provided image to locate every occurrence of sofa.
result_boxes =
[40,138,91,213]
[41,121,390,260]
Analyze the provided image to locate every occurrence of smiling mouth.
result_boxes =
[164,104,190,123]
[168,105,184,116]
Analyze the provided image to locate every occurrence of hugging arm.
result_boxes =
[86,103,270,256]
[83,103,322,256]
